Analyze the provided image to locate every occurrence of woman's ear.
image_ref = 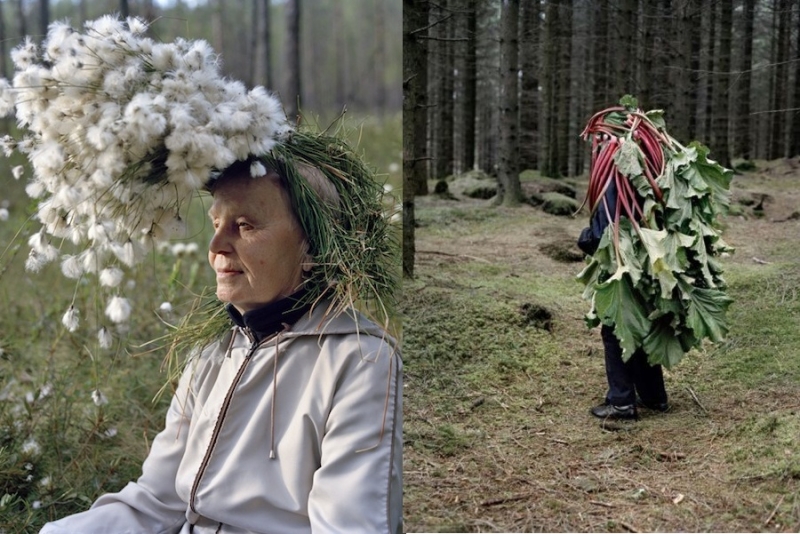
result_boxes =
[302,255,313,273]
[300,241,314,274]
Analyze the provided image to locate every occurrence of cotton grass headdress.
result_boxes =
[0,15,397,339]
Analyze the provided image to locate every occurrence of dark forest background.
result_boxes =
[403,0,800,275]
[0,0,402,121]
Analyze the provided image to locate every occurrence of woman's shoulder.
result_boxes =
[292,303,396,343]
[288,304,400,367]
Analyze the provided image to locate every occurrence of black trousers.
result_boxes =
[601,325,668,406]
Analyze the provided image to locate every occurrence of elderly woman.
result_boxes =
[40,132,403,534]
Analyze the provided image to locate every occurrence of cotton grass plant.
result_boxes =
[0,14,289,340]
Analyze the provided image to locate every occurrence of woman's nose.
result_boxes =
[209,226,230,255]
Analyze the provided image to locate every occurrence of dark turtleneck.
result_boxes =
[225,288,313,343]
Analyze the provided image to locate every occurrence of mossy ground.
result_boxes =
[403,159,800,532]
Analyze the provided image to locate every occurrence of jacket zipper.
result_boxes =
[189,328,264,516]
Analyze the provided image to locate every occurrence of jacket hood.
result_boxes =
[283,300,396,344]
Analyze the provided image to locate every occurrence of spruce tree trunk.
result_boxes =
[702,0,716,144]
[497,0,521,205]
[736,0,755,160]
[249,0,259,87]
[0,1,6,79]
[476,0,499,175]
[674,0,693,142]
[639,0,656,108]
[143,0,156,21]
[439,0,455,178]
[428,3,442,178]
[39,0,49,36]
[373,1,387,112]
[262,0,272,88]
[540,0,559,178]
[403,0,429,277]
[412,0,429,196]
[333,3,346,111]
[769,0,789,160]
[687,0,701,140]
[592,0,609,110]
[16,0,26,39]
[790,2,800,157]
[211,0,224,64]
[461,0,477,172]
[648,0,672,111]
[611,0,635,99]
[556,0,572,178]
[518,0,539,171]
[711,0,731,168]
[285,0,302,122]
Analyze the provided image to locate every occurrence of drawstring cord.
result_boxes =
[224,327,237,358]
[269,324,290,460]
[269,331,280,459]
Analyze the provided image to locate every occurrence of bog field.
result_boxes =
[0,114,400,532]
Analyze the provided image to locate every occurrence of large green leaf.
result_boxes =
[642,318,685,368]
[614,138,644,178]
[648,295,684,320]
[576,258,601,300]
[594,267,652,359]
[637,227,683,298]
[661,163,694,224]
[645,109,666,129]
[617,222,644,286]
[688,141,733,211]
[682,162,711,199]
[679,278,734,342]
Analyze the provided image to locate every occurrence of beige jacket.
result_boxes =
[41,304,402,534]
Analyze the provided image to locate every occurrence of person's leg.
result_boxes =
[628,349,669,410]
[600,325,636,406]
[591,325,637,419]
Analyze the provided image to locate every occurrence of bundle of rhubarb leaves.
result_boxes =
[577,96,734,368]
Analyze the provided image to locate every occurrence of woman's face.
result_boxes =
[208,171,308,313]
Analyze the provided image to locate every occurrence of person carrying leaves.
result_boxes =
[577,96,734,421]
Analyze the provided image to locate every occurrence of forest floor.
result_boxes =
[401,158,800,533]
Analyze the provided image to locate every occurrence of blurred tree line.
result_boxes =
[0,0,401,121]
[403,0,800,275]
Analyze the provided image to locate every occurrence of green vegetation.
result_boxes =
[404,164,800,532]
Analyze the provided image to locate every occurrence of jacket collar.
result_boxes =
[225,293,397,348]
[225,288,312,343]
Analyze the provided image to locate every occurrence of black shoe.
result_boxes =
[636,398,670,412]
[590,403,638,420]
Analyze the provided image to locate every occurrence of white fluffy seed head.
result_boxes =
[105,295,131,323]
[91,389,108,406]
[61,305,79,332]
[98,326,113,349]
[99,267,124,287]
[250,161,266,178]
[60,254,83,279]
